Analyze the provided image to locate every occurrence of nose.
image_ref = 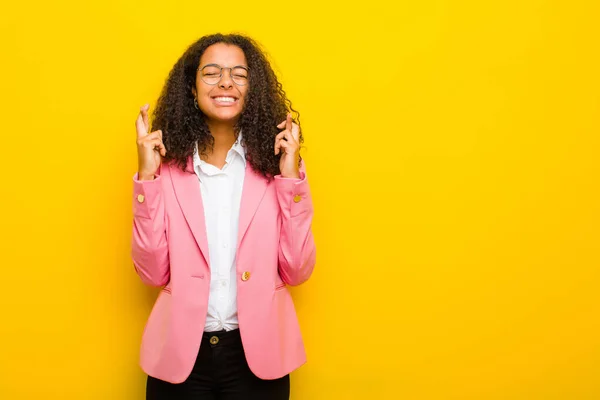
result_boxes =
[218,68,234,89]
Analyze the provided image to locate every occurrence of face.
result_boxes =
[193,43,249,125]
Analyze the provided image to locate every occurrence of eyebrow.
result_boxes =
[199,63,249,69]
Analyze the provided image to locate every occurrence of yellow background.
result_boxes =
[1,0,599,399]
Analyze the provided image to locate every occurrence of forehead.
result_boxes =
[200,43,247,67]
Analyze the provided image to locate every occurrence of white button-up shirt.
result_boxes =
[193,134,246,332]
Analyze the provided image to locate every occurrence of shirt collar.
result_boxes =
[231,131,246,164]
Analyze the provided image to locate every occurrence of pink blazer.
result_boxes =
[131,158,316,383]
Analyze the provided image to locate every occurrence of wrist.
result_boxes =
[138,173,155,181]
[281,172,301,179]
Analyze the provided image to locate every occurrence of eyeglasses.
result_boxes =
[198,64,249,86]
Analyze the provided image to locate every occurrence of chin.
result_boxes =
[207,110,242,123]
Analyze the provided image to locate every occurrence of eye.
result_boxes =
[202,66,221,75]
[232,68,248,78]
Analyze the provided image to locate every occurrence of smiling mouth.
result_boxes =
[211,96,238,105]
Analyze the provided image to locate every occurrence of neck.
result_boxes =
[207,121,237,152]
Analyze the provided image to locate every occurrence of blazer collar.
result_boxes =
[168,157,268,268]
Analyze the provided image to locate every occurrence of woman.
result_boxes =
[131,33,316,399]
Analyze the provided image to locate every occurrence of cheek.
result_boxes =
[197,84,211,98]
[239,87,249,104]
[197,86,213,107]
[197,91,213,114]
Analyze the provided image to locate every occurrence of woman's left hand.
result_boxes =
[275,113,301,179]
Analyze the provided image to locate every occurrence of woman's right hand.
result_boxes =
[136,104,166,180]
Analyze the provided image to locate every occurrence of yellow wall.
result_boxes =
[1,0,599,398]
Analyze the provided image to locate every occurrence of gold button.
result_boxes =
[293,195,302,203]
[241,271,251,281]
[209,336,219,345]
[137,194,145,203]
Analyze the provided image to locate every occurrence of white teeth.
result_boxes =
[214,97,236,103]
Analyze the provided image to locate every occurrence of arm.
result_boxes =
[275,164,316,286]
[131,173,170,287]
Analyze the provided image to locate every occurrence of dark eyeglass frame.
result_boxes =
[197,63,250,86]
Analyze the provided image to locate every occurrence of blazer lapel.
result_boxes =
[237,162,269,248]
[168,159,210,267]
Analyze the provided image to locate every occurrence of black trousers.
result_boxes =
[146,329,290,400]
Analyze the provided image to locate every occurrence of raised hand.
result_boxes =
[274,113,300,179]
[136,104,166,180]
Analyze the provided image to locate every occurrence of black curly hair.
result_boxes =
[151,33,302,179]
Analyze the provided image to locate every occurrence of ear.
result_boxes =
[192,87,197,97]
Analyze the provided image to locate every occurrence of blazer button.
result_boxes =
[137,194,145,203]
[293,195,302,203]
[241,271,251,281]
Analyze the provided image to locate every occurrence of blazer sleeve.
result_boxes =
[274,161,317,286]
[131,172,170,287]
